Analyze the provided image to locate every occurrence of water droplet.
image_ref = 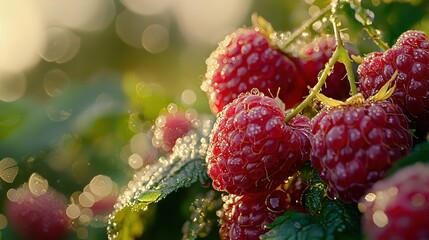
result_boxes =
[411,193,425,208]
[365,192,376,202]
[28,172,49,196]
[128,112,143,133]
[308,5,320,17]
[79,191,95,208]
[90,175,113,198]
[6,188,18,202]
[373,210,388,228]
[312,21,322,32]
[250,88,260,95]
[181,89,197,105]
[357,203,367,213]
[364,9,374,25]
[155,115,167,128]
[66,204,81,219]
[128,153,143,169]
[167,103,178,114]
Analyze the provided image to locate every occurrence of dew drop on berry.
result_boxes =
[372,210,389,228]
[265,190,290,213]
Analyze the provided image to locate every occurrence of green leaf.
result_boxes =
[303,170,327,215]
[132,190,162,212]
[107,122,213,240]
[181,190,222,240]
[387,141,429,176]
[261,211,326,240]
[320,199,362,240]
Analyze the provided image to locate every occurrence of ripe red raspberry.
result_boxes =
[297,35,355,100]
[6,185,70,240]
[310,100,412,203]
[152,109,193,152]
[202,28,307,114]
[220,189,293,240]
[359,163,429,240]
[206,91,311,195]
[358,30,429,132]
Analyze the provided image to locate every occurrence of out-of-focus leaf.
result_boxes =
[303,170,327,215]
[320,199,362,240]
[0,74,126,159]
[107,119,213,240]
[263,197,362,240]
[181,190,222,240]
[261,211,326,240]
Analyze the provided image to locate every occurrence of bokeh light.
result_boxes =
[173,0,251,44]
[142,24,170,53]
[121,0,172,16]
[0,1,44,73]
[39,27,81,63]
[38,0,116,32]
[44,69,71,97]
[0,71,27,103]
[0,214,7,230]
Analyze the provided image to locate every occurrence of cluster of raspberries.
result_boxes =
[203,28,428,240]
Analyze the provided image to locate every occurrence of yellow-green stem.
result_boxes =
[365,26,389,51]
[282,6,331,49]
[332,17,358,95]
[285,47,341,122]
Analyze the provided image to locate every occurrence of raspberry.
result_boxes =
[206,91,311,195]
[297,35,355,100]
[202,28,306,114]
[310,100,412,203]
[152,109,193,152]
[6,185,70,240]
[219,189,293,240]
[358,30,429,132]
[359,163,429,240]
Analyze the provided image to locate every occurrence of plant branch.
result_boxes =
[281,6,331,49]
[285,44,341,122]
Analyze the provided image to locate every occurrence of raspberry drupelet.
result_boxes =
[206,91,311,195]
[310,100,412,203]
[358,30,429,133]
[202,28,306,114]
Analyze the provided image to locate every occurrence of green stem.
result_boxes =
[364,26,389,51]
[331,17,358,95]
[350,2,390,51]
[281,6,331,49]
[285,46,341,122]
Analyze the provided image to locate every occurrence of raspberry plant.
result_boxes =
[107,1,429,239]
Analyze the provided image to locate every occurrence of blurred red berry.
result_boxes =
[6,186,70,240]
[153,110,193,152]
[359,163,429,240]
